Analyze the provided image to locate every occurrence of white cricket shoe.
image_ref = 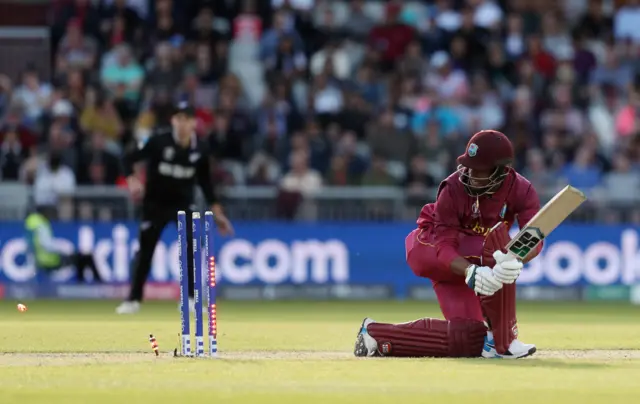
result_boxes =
[353,318,381,357]
[482,332,536,359]
[115,300,140,314]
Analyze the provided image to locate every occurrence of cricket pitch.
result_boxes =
[1,300,639,404]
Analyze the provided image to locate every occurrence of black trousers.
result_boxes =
[128,207,194,302]
[43,253,103,283]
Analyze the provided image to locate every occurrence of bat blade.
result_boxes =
[506,185,587,260]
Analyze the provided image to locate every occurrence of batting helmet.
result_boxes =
[456,130,514,196]
[457,130,514,170]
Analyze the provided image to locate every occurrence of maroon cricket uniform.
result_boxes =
[405,168,541,321]
[358,130,542,358]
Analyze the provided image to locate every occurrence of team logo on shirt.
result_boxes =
[471,200,480,218]
[500,204,507,218]
[164,147,175,161]
[468,143,478,157]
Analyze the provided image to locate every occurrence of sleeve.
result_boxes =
[516,183,544,257]
[122,134,157,176]
[54,168,77,195]
[36,225,59,254]
[196,146,217,205]
[433,183,463,269]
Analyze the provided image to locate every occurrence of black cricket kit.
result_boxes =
[123,126,216,302]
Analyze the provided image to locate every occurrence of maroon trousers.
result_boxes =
[363,227,517,357]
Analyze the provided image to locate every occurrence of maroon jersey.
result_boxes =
[416,168,541,268]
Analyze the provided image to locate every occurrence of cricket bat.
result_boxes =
[502,185,587,261]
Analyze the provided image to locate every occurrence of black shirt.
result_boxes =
[123,129,216,211]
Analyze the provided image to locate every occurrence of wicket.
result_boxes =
[177,210,218,358]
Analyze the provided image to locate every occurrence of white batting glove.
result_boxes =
[465,265,503,296]
[492,251,523,284]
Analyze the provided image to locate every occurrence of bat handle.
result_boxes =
[495,250,518,265]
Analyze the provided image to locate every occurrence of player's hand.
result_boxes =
[465,265,502,296]
[214,212,234,237]
[491,251,523,284]
[126,175,144,198]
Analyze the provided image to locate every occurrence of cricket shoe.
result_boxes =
[482,333,536,359]
[115,300,140,314]
[354,318,381,357]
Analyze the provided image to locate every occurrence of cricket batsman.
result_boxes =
[354,130,542,359]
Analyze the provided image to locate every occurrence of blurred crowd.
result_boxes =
[1,0,640,221]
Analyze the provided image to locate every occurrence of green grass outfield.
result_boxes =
[1,300,640,403]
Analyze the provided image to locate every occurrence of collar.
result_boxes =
[172,130,196,149]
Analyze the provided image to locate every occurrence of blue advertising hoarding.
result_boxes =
[0,221,639,298]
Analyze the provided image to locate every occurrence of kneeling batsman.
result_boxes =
[354,222,536,359]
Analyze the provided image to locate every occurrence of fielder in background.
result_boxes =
[355,130,542,359]
[115,102,233,314]
[25,206,103,283]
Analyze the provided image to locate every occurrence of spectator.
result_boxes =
[362,155,396,186]
[504,14,526,59]
[470,0,503,30]
[56,18,98,74]
[310,38,351,80]
[64,69,88,111]
[589,43,634,94]
[597,152,640,203]
[344,0,374,38]
[99,0,142,46]
[366,108,413,163]
[46,121,78,172]
[189,6,226,45]
[0,125,29,181]
[434,0,462,33]
[145,42,182,97]
[260,10,304,62]
[425,51,469,102]
[11,67,53,127]
[33,151,77,208]
[210,113,246,162]
[541,12,573,60]
[54,0,102,40]
[579,0,612,41]
[561,146,602,193]
[454,7,490,69]
[311,74,343,122]
[100,44,145,103]
[405,155,437,194]
[352,65,384,106]
[247,151,280,185]
[368,2,416,71]
[614,0,640,44]
[523,148,558,195]
[265,34,307,82]
[80,93,124,150]
[79,132,121,185]
[280,149,322,196]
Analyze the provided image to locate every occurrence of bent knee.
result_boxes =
[448,319,487,357]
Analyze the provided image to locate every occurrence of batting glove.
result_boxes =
[491,251,523,284]
[465,264,503,296]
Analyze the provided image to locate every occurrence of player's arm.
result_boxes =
[433,184,473,277]
[515,184,543,264]
[196,151,234,236]
[195,148,217,206]
[122,135,157,177]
